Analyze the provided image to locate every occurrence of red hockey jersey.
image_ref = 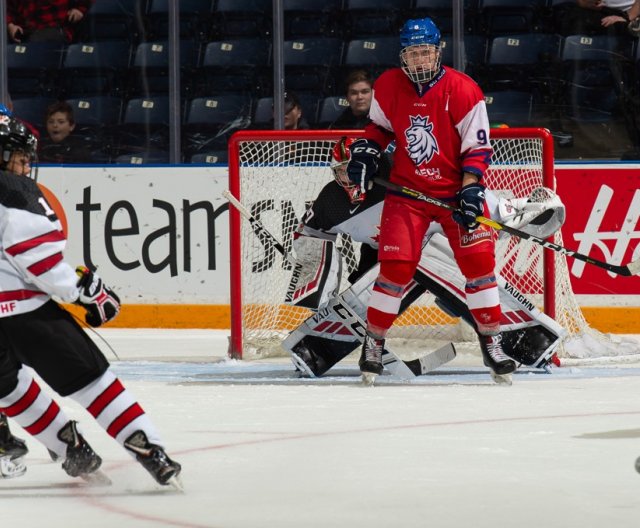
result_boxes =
[365,67,492,199]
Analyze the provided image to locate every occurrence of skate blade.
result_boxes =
[361,372,378,386]
[80,469,112,487]
[490,371,513,386]
[0,456,26,479]
[167,474,184,492]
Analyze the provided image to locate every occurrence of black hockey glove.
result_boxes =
[629,17,640,37]
[75,266,121,327]
[347,139,381,194]
[452,182,486,232]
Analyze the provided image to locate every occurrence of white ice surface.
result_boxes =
[3,329,640,528]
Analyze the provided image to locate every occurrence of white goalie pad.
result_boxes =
[418,233,567,367]
[284,236,342,310]
[495,187,566,239]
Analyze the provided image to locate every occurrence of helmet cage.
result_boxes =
[400,44,442,84]
[331,161,365,203]
[0,116,38,179]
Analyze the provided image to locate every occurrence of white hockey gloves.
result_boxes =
[347,139,381,195]
[75,266,121,327]
[452,182,486,231]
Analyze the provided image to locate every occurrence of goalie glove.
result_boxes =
[452,182,486,232]
[347,139,381,195]
[75,266,121,327]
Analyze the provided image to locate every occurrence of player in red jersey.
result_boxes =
[346,17,516,384]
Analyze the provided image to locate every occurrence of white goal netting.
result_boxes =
[228,129,640,363]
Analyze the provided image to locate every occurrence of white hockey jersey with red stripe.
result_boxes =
[365,67,493,199]
[0,170,79,316]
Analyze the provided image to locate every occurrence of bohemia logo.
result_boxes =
[572,184,640,278]
[460,225,492,247]
[405,115,439,166]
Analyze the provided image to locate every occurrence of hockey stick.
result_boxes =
[373,178,640,277]
[224,188,455,377]
[223,189,296,266]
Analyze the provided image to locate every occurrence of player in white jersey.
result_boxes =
[283,137,567,380]
[0,115,181,487]
[344,17,513,384]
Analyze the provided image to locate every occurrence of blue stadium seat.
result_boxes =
[484,33,561,90]
[183,95,251,157]
[7,42,64,96]
[60,41,131,97]
[317,96,350,127]
[198,39,271,94]
[440,35,488,77]
[211,0,272,39]
[185,95,251,126]
[283,37,343,92]
[283,0,343,38]
[75,0,145,43]
[114,151,170,164]
[190,150,229,164]
[343,36,401,78]
[252,97,274,127]
[67,96,123,126]
[145,0,213,41]
[411,0,462,34]
[559,35,631,123]
[484,90,533,126]
[478,0,547,35]
[344,0,411,37]
[11,97,55,134]
[116,96,171,153]
[129,40,197,96]
[564,85,618,123]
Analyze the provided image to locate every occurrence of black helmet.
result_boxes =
[0,114,38,174]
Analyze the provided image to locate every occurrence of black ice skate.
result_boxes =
[58,420,111,486]
[359,333,384,385]
[124,430,182,490]
[0,413,28,478]
[0,413,28,460]
[479,333,516,381]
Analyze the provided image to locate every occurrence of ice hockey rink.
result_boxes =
[3,328,640,528]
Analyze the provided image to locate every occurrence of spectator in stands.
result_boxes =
[7,0,93,44]
[39,101,91,163]
[282,92,309,130]
[329,69,373,130]
[558,0,640,35]
[267,92,309,130]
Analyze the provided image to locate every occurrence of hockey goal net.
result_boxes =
[227,128,630,362]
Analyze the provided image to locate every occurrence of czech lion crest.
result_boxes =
[405,115,439,166]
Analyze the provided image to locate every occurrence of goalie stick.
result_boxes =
[374,178,640,277]
[223,189,296,266]
[224,188,455,377]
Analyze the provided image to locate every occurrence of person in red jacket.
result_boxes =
[7,0,93,44]
[346,17,515,385]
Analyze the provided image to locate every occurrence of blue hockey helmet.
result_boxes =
[400,18,441,48]
[399,18,442,84]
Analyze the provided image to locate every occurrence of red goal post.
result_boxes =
[228,128,559,360]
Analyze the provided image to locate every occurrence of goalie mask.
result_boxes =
[399,18,442,85]
[331,137,365,203]
[0,115,38,179]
